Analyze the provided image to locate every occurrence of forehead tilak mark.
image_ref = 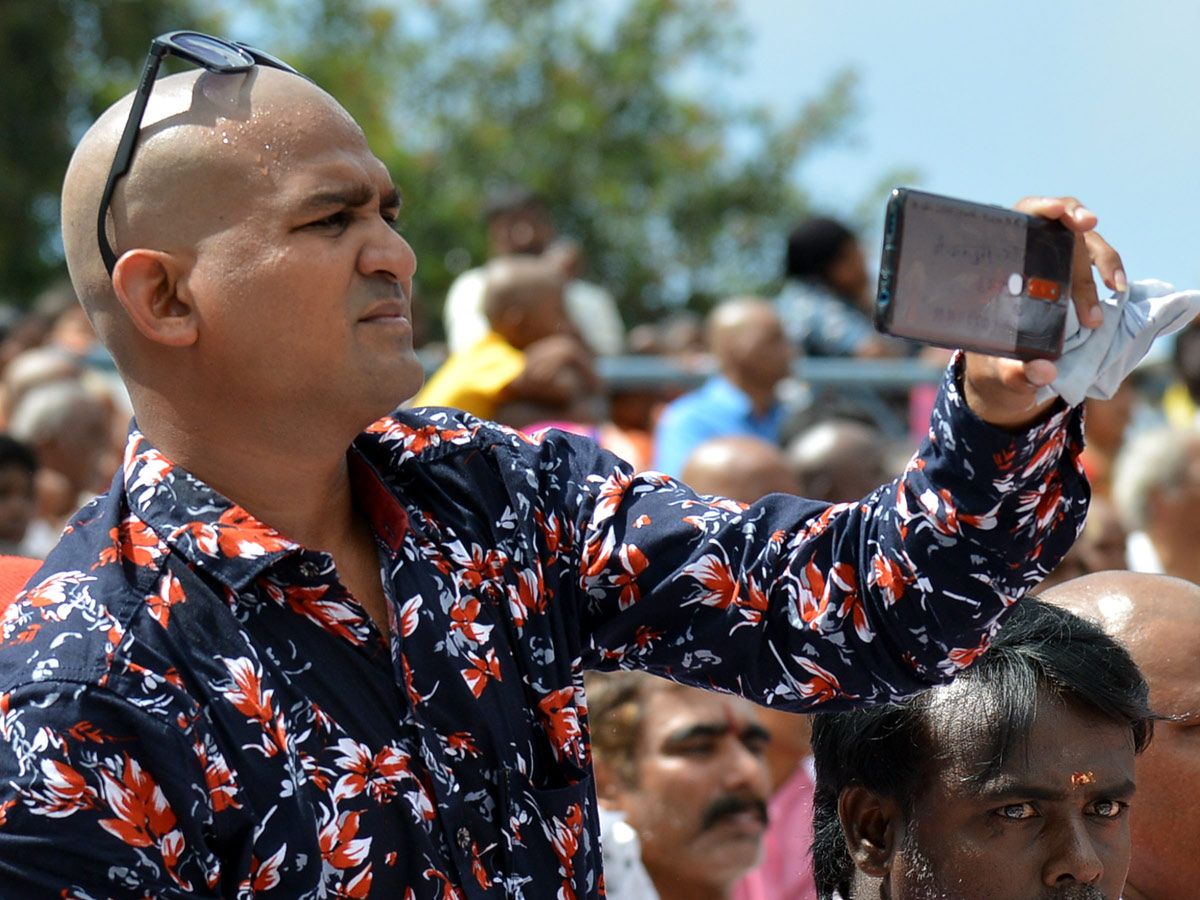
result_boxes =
[1071,771,1095,787]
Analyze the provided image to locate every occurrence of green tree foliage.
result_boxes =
[0,0,218,305]
[225,0,861,332]
[3,0,862,330]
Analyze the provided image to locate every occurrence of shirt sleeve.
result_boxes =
[0,679,224,898]
[565,354,1088,709]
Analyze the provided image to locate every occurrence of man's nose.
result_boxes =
[1042,818,1105,887]
[360,219,417,284]
[719,737,768,792]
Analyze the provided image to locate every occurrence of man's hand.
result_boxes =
[962,196,1126,429]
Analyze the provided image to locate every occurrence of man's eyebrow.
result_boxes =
[299,183,401,212]
[971,776,1136,801]
[662,722,730,745]
[662,721,770,747]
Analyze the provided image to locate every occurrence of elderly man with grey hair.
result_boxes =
[1111,426,1200,583]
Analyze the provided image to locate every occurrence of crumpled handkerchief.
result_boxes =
[1034,279,1200,407]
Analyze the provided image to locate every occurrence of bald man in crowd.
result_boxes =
[785,418,900,505]
[1043,572,1200,900]
[653,296,795,478]
[0,28,1126,900]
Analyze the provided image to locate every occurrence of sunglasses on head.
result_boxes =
[97,30,304,276]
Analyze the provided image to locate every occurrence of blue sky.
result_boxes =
[727,0,1200,293]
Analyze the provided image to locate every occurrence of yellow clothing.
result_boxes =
[414,331,525,420]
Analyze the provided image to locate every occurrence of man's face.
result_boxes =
[183,75,422,429]
[882,694,1136,900]
[614,685,771,897]
[1124,611,1200,900]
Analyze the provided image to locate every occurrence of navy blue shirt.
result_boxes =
[0,359,1087,899]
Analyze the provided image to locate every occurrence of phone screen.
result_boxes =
[876,190,1073,360]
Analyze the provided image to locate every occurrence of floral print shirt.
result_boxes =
[0,359,1087,899]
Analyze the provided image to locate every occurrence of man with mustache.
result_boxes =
[810,598,1153,900]
[588,672,773,900]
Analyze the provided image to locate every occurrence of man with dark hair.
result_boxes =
[776,217,897,358]
[810,598,1154,900]
[0,434,37,555]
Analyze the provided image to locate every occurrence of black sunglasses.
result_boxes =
[97,30,303,276]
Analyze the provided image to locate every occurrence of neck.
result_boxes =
[722,370,776,417]
[132,395,362,552]
[648,870,729,900]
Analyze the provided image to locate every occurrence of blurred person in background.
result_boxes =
[588,671,773,900]
[775,217,897,359]
[6,378,111,557]
[1081,379,1138,499]
[785,418,902,505]
[415,254,601,427]
[679,434,818,900]
[442,185,625,356]
[1161,315,1200,428]
[0,435,37,556]
[1046,571,1200,900]
[1038,495,1128,589]
[1112,426,1200,583]
[653,296,794,478]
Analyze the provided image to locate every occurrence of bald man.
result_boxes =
[1043,572,1200,900]
[785,419,900,505]
[680,434,799,504]
[653,296,794,477]
[0,29,1125,900]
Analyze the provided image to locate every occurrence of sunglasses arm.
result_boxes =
[96,42,168,276]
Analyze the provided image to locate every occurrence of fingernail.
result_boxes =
[1114,269,1128,292]
[1074,206,1095,221]
[1026,369,1052,387]
[1086,306,1105,328]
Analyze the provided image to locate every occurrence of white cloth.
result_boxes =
[1125,529,1165,574]
[1036,279,1200,408]
[598,808,661,900]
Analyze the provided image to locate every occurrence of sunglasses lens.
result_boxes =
[171,32,254,68]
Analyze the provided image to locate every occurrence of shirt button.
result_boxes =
[299,561,321,578]
[456,826,472,851]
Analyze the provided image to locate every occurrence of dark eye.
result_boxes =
[308,211,351,230]
[994,803,1037,820]
[1090,799,1127,819]
[673,739,717,758]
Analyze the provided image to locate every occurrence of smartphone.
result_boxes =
[874,188,1075,360]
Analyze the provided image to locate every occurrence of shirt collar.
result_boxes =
[121,425,409,592]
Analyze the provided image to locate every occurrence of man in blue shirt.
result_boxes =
[653,297,793,478]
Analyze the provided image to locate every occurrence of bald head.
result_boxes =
[1043,571,1200,900]
[62,66,354,359]
[680,435,797,504]
[481,255,568,348]
[786,419,896,504]
[705,296,792,393]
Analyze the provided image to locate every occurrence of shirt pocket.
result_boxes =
[499,765,599,900]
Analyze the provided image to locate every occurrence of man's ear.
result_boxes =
[838,785,902,878]
[111,249,199,347]
[592,757,625,811]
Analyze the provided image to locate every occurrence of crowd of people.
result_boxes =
[0,28,1196,900]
